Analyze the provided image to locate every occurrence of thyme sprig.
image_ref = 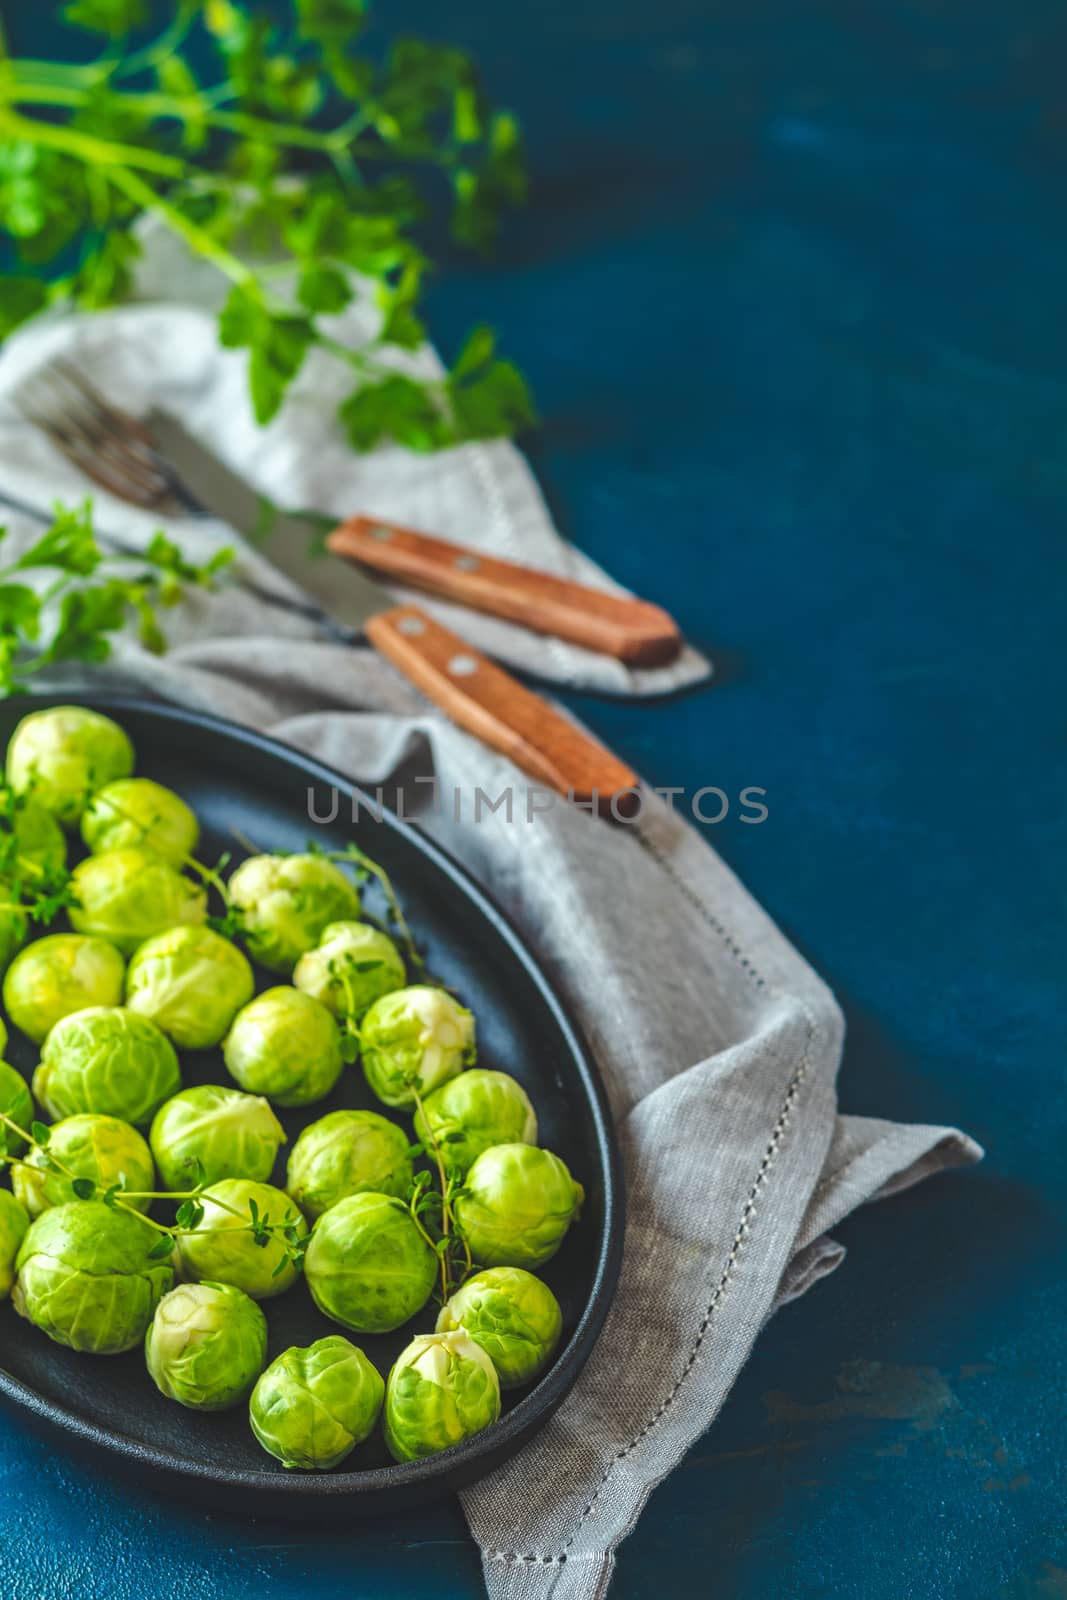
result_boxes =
[0,1111,308,1270]
[404,1077,471,1304]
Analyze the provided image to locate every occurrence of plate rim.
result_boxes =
[0,692,624,1499]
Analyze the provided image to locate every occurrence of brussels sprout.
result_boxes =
[360,987,475,1110]
[125,926,254,1049]
[81,777,199,866]
[228,854,360,974]
[383,1331,501,1462]
[436,1267,563,1389]
[150,1085,286,1191]
[146,1281,267,1411]
[80,780,199,870]
[292,921,405,1021]
[176,1178,307,1300]
[13,1200,172,1353]
[249,1336,384,1470]
[303,1191,436,1333]
[286,1110,412,1221]
[69,847,207,956]
[414,1070,537,1177]
[34,1006,181,1125]
[454,1145,583,1270]
[5,707,134,826]
[3,933,125,1043]
[223,987,343,1108]
[12,1113,154,1219]
[0,1059,33,1155]
[0,793,67,878]
[0,1189,29,1299]
[0,904,26,975]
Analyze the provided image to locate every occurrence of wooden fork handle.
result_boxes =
[328,516,682,667]
[364,605,640,817]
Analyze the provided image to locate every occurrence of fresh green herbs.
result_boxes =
[0,2,534,452]
[0,500,231,698]
[0,1112,309,1270]
[318,839,424,974]
[404,1079,472,1304]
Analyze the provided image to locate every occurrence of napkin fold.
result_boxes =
[0,234,981,1600]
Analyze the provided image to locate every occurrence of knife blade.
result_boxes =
[148,411,389,637]
[147,412,640,816]
[149,411,681,667]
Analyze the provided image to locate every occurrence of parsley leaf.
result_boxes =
[0,501,232,700]
[0,3,532,452]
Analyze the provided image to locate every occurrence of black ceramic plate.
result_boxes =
[0,695,622,1519]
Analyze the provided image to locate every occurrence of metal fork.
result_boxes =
[11,357,333,624]
[14,359,203,517]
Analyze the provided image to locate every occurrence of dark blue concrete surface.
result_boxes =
[3,3,1064,1597]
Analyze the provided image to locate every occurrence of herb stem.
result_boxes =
[412,1083,451,1301]
[6,76,361,155]
[0,106,186,179]
[104,166,257,290]
[3,70,458,171]
[111,0,199,80]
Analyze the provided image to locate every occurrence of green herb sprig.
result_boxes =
[404,1078,471,1304]
[0,1112,308,1270]
[0,499,232,699]
[0,1,534,453]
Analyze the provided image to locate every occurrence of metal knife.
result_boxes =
[148,413,640,815]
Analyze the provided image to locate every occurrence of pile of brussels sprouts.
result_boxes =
[0,705,585,1471]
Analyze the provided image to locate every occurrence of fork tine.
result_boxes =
[19,407,173,509]
[53,358,155,439]
[15,361,187,513]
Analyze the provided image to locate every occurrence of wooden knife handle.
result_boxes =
[328,516,681,667]
[364,604,640,817]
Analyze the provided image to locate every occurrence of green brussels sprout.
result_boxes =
[34,1006,182,1126]
[176,1178,307,1300]
[303,1192,436,1333]
[3,933,126,1043]
[413,1070,537,1178]
[68,847,207,956]
[80,777,199,866]
[125,926,254,1049]
[227,853,360,975]
[5,707,134,827]
[223,987,343,1108]
[249,1336,384,1470]
[0,792,67,878]
[0,1189,29,1298]
[454,1145,583,1270]
[13,1113,154,1219]
[145,1281,267,1411]
[0,904,26,975]
[13,1200,172,1353]
[360,987,475,1110]
[150,1084,286,1191]
[436,1267,563,1389]
[285,1110,412,1221]
[292,921,406,1021]
[383,1330,501,1462]
[0,1058,33,1155]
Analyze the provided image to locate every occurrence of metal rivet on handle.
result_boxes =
[397,615,426,636]
[448,654,478,677]
[454,553,480,572]
[368,524,394,541]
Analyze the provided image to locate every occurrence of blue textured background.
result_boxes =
[4,3,1065,1597]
